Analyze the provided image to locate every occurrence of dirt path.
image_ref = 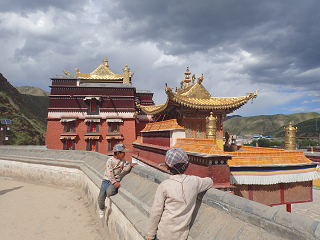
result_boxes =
[0,177,105,240]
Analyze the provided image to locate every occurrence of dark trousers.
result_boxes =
[98,180,118,210]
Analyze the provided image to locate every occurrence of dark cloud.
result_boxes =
[102,0,320,89]
[1,0,320,116]
[0,0,87,14]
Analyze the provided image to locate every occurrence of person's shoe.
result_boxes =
[99,209,105,218]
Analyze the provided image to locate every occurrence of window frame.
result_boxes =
[108,139,119,152]
[109,122,119,133]
[89,122,99,133]
[87,100,99,115]
[87,139,98,152]
[64,122,75,133]
[63,140,75,150]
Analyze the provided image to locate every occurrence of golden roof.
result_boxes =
[138,66,259,114]
[166,140,312,166]
[138,99,169,115]
[228,146,312,166]
[167,89,259,110]
[173,138,226,155]
[72,56,134,82]
[141,119,184,132]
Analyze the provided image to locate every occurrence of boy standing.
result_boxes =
[98,144,137,218]
[148,148,213,240]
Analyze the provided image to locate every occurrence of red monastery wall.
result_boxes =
[45,120,64,149]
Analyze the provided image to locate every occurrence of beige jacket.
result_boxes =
[148,174,213,240]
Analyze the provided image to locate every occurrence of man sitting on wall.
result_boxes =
[148,148,213,240]
[98,144,137,218]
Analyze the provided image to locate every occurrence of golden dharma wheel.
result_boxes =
[284,122,297,150]
[206,112,217,139]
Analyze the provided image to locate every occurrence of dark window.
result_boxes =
[91,101,97,112]
[87,140,98,152]
[109,122,119,133]
[63,140,75,150]
[65,122,75,132]
[108,139,119,151]
[87,101,99,115]
[90,123,97,132]
[67,140,73,150]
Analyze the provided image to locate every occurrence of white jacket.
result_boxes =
[148,174,213,240]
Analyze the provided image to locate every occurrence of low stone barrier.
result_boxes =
[1,146,320,240]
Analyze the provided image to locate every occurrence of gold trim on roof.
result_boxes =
[138,66,259,115]
[137,99,169,115]
[167,88,259,110]
[141,119,184,132]
[74,56,134,81]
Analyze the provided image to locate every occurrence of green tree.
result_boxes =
[258,138,271,147]
[298,139,318,148]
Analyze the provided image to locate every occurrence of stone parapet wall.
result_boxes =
[1,146,320,240]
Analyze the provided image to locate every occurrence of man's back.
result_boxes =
[148,174,213,240]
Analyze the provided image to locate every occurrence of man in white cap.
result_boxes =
[98,144,137,218]
[148,148,213,240]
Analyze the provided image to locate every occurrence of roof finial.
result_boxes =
[197,73,204,84]
[183,66,191,88]
[105,56,109,68]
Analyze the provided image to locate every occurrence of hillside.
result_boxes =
[266,117,320,138]
[223,112,320,137]
[0,74,47,145]
[15,86,50,122]
[15,86,50,97]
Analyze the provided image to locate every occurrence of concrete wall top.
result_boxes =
[1,145,320,240]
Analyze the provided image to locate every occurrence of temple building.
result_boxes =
[45,57,154,156]
[132,67,320,210]
[137,66,259,149]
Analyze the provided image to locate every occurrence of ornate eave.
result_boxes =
[137,99,169,115]
[167,88,259,111]
[138,66,259,115]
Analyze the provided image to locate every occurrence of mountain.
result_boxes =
[224,115,241,121]
[0,74,47,145]
[266,117,320,138]
[15,86,50,122]
[223,112,320,137]
[15,86,50,97]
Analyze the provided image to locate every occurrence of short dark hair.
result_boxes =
[167,162,188,175]
[114,151,120,156]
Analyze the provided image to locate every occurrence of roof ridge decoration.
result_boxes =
[71,56,134,82]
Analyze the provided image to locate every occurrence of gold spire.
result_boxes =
[284,122,298,150]
[105,56,109,68]
[122,64,130,83]
[183,66,191,88]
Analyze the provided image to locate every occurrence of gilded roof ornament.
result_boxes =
[64,70,70,75]
[197,73,204,84]
[183,66,191,88]
[73,58,133,82]
[105,56,109,68]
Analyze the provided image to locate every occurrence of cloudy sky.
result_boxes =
[1,0,319,116]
